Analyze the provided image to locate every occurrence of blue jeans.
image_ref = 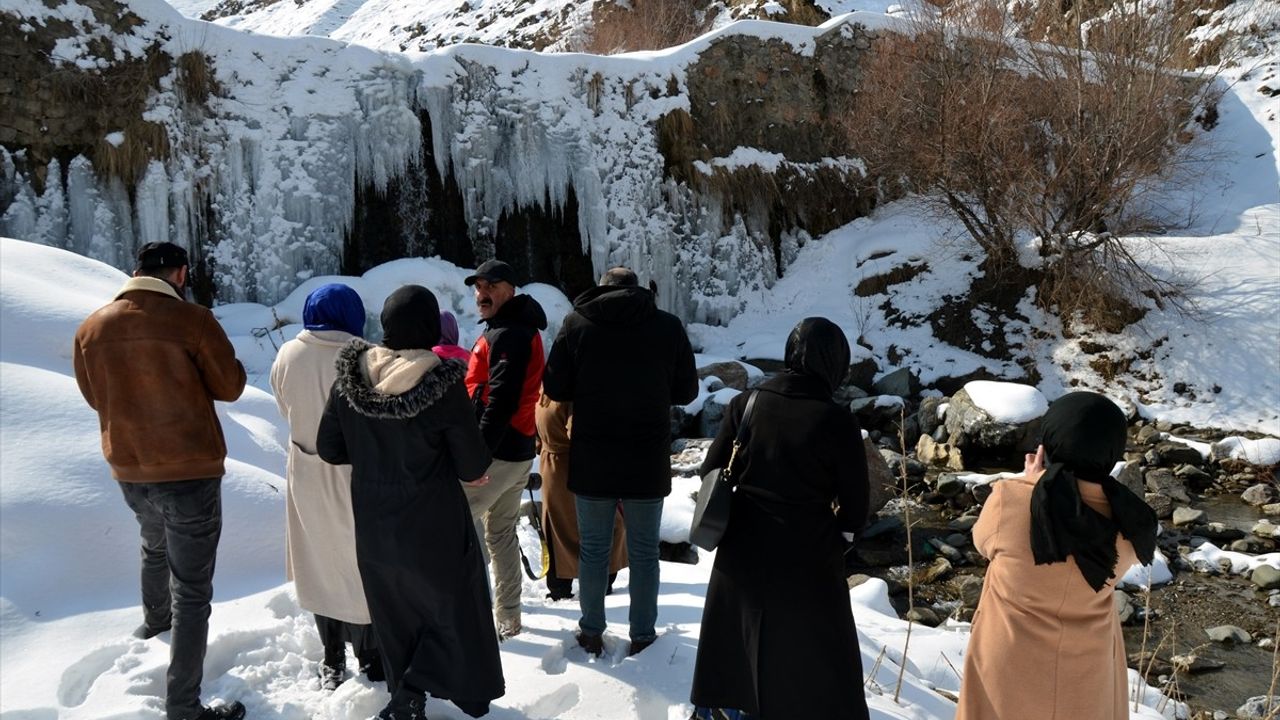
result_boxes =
[576,495,664,642]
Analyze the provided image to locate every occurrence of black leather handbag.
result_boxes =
[689,390,759,551]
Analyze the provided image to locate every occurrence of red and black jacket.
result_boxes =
[465,293,547,462]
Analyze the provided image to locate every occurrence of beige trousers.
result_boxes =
[464,457,531,623]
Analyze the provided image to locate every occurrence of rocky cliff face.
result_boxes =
[1,0,888,316]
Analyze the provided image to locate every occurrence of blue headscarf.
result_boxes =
[303,283,365,338]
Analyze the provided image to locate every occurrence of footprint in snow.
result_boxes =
[57,641,139,707]
[523,683,581,719]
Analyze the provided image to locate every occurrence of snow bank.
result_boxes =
[1212,436,1280,465]
[963,381,1049,424]
[1120,549,1175,590]
[1187,542,1280,575]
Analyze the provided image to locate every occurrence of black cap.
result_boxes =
[135,242,189,271]
[464,259,519,287]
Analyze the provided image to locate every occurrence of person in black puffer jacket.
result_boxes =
[542,267,698,657]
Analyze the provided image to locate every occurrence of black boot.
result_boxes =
[319,650,346,691]
[358,651,385,683]
[191,702,246,720]
[378,686,426,720]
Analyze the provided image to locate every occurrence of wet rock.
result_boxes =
[861,515,903,539]
[670,438,713,476]
[833,382,869,408]
[917,396,947,437]
[1145,442,1204,467]
[918,434,965,471]
[1155,420,1173,432]
[848,357,880,391]
[1236,696,1280,720]
[1170,653,1225,674]
[1252,565,1280,591]
[1136,424,1162,445]
[698,361,749,391]
[1145,492,1175,519]
[928,538,963,562]
[1204,625,1251,644]
[972,482,995,505]
[1231,538,1263,553]
[872,367,918,398]
[946,533,969,548]
[1172,506,1206,526]
[949,515,979,532]
[1145,468,1191,503]
[699,392,734,437]
[1254,520,1280,540]
[1242,483,1279,506]
[1201,522,1245,543]
[865,437,895,516]
[905,606,941,627]
[1114,589,1134,623]
[1116,461,1145,496]
[847,573,872,589]
[1175,464,1214,491]
[852,394,907,428]
[934,473,968,497]
[1263,503,1280,516]
[914,557,953,585]
[879,449,926,483]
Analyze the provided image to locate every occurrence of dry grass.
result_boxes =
[583,0,714,55]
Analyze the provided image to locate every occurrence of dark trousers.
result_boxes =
[119,478,222,720]
[314,614,378,666]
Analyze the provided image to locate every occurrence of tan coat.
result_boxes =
[270,329,370,625]
[535,393,626,577]
[73,277,246,482]
[957,476,1139,720]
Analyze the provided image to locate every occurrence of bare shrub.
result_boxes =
[845,0,1219,327]
[583,0,716,55]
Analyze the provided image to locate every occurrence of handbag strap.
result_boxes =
[722,390,759,486]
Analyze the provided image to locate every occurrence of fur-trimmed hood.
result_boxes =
[334,338,466,419]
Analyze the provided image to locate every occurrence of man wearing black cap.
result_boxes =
[462,259,548,639]
[73,242,247,720]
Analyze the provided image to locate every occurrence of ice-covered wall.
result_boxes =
[2,0,889,318]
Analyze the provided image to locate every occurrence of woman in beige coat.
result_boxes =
[957,391,1158,720]
[270,283,380,689]
[535,392,626,600]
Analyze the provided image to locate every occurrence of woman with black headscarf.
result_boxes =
[317,285,504,720]
[957,391,1157,720]
[690,317,872,720]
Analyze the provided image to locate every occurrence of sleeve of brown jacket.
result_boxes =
[195,311,247,402]
[72,330,96,410]
[973,480,1007,559]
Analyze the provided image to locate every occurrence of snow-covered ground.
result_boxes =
[0,238,1186,719]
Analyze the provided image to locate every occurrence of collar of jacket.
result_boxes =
[483,293,548,331]
[297,329,356,347]
[333,338,465,419]
[114,276,183,301]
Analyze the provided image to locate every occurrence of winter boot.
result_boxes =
[132,621,171,640]
[545,575,573,601]
[319,650,346,691]
[576,631,603,657]
[628,637,655,656]
[378,686,426,720]
[497,614,522,641]
[190,702,246,720]
[358,651,385,683]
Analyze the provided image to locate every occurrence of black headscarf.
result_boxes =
[380,285,441,351]
[783,317,851,396]
[1029,391,1158,591]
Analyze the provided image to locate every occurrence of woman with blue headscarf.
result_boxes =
[270,283,381,689]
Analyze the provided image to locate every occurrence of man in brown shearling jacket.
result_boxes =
[73,242,247,720]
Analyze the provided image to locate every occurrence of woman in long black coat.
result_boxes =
[691,317,872,720]
[317,285,504,720]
